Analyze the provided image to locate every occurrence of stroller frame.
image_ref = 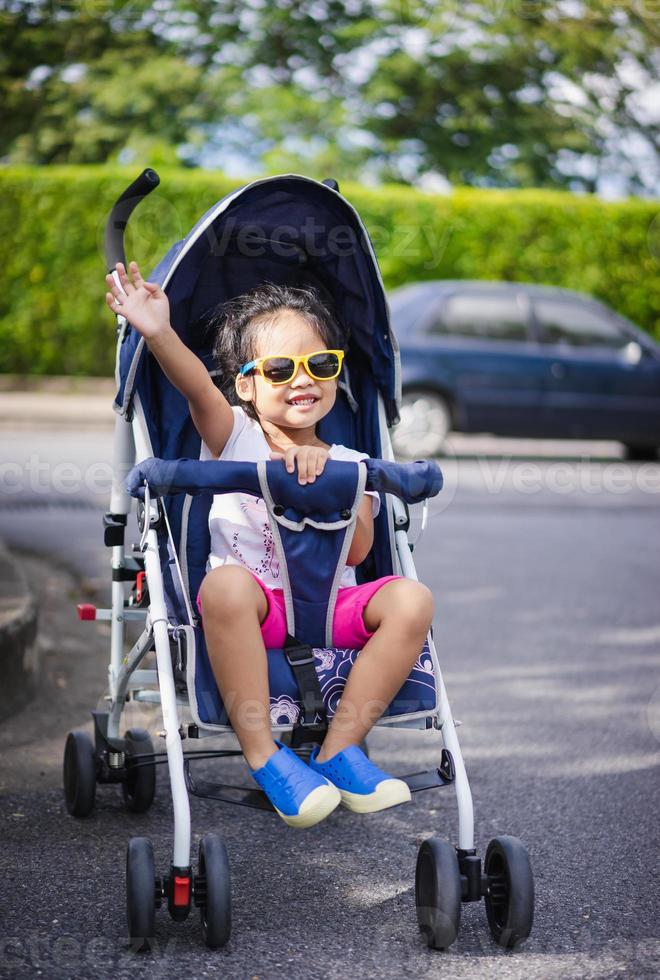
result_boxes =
[65,169,534,953]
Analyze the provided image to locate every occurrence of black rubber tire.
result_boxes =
[623,443,659,461]
[484,835,534,949]
[198,834,231,948]
[63,730,96,817]
[415,837,462,950]
[121,728,156,813]
[126,837,156,952]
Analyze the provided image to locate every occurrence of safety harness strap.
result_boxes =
[284,634,327,745]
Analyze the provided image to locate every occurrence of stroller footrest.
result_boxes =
[185,771,274,812]
[402,751,456,792]
[183,754,455,811]
[401,768,454,793]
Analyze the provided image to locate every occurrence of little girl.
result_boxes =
[106,261,434,829]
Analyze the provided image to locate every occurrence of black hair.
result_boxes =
[207,282,345,419]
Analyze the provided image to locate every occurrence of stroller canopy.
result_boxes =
[114,174,401,456]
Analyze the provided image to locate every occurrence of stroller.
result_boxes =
[64,169,534,952]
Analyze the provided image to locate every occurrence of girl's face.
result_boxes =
[235,310,338,432]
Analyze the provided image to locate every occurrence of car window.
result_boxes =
[389,288,437,333]
[432,293,528,341]
[534,298,627,348]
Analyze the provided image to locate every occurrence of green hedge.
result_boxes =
[0,165,658,375]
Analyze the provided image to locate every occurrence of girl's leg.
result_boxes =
[316,579,434,762]
[198,565,278,770]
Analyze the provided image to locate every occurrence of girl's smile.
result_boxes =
[286,395,320,408]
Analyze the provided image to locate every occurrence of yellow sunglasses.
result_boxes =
[239,349,344,386]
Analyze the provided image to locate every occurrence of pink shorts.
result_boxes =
[196,572,402,648]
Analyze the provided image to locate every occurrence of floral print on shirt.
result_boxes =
[230,496,280,580]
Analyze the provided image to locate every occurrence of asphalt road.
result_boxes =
[0,428,659,980]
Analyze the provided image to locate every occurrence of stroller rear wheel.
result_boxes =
[126,837,158,952]
[196,834,231,948]
[415,837,461,949]
[484,835,534,949]
[63,731,96,817]
[121,728,156,813]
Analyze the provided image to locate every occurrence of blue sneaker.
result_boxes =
[250,742,341,828]
[308,745,412,813]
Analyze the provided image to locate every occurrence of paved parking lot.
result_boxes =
[0,426,658,979]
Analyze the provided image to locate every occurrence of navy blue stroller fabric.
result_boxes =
[127,456,443,728]
[191,641,438,729]
[127,456,442,648]
[114,176,398,429]
[126,457,442,506]
[118,175,442,729]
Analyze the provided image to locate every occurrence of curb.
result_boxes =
[0,374,116,430]
[0,539,39,721]
[0,375,116,395]
[0,390,115,429]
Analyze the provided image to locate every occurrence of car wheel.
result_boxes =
[392,390,451,459]
[623,444,659,461]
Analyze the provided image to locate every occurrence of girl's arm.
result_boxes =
[346,496,374,566]
[106,261,234,457]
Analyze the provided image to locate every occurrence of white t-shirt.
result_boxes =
[200,406,380,590]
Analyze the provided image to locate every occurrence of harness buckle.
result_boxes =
[284,644,315,668]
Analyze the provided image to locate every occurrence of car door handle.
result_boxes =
[550,361,566,379]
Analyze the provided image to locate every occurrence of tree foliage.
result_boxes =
[1,1,658,191]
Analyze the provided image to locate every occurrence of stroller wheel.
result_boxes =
[126,837,158,952]
[484,835,534,949]
[415,837,461,950]
[121,728,156,813]
[196,834,231,948]
[63,731,96,817]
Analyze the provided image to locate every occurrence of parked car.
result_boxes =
[388,281,660,459]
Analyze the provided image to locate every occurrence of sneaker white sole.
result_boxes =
[274,782,342,828]
[339,778,412,814]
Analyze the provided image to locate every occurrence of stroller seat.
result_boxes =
[124,453,443,739]
[190,632,437,731]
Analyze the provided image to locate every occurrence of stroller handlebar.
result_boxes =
[104,168,161,272]
[126,456,442,507]
[363,457,442,502]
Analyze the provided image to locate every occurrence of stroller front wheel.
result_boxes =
[126,837,158,952]
[484,835,534,949]
[63,731,96,817]
[415,837,461,949]
[196,834,231,948]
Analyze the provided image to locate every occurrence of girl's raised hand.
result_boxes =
[105,261,170,339]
